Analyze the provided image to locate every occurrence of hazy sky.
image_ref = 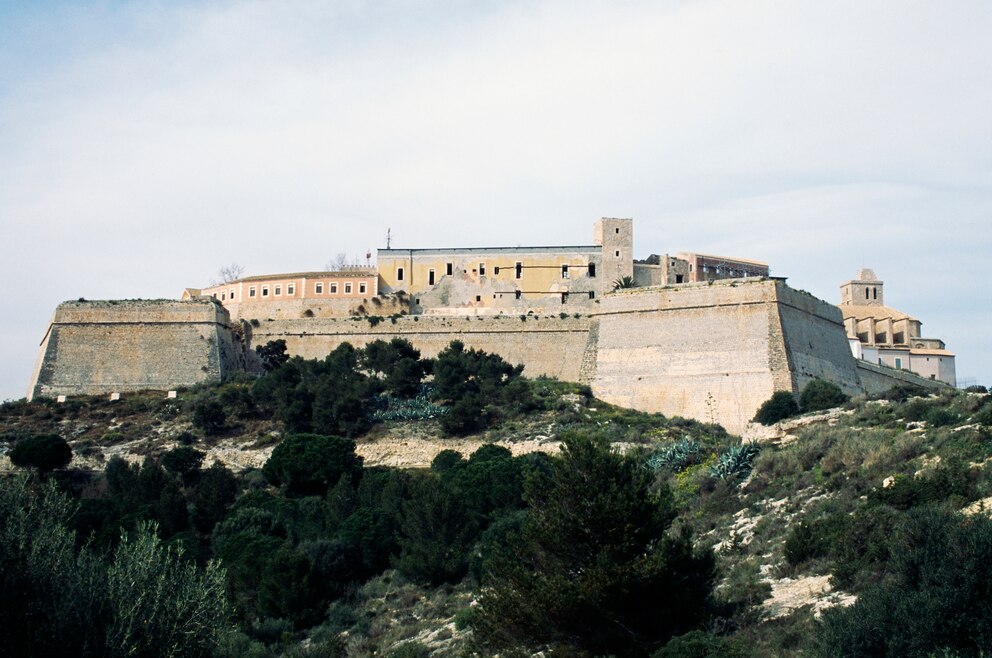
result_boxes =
[2,0,990,401]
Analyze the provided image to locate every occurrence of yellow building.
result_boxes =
[377,218,634,314]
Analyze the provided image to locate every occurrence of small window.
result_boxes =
[588,291,595,299]
[675,274,684,283]
[221,292,226,301]
[249,286,256,298]
[561,292,568,304]
[615,250,620,257]
[479,263,486,276]
[274,285,281,296]
[397,267,404,281]
[895,358,902,370]
[515,262,522,279]
[615,227,619,234]
[359,282,367,294]
[229,289,235,300]
[873,287,877,300]
[262,286,269,297]
[515,290,522,300]
[475,295,481,302]
[865,289,870,299]
[428,269,435,285]
[446,263,453,276]
[330,283,338,294]
[287,284,294,295]
[494,266,500,275]
[588,263,596,277]
[345,283,352,294]
[562,264,569,278]
[315,283,323,294]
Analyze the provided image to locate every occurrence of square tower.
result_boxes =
[840,268,884,306]
[594,217,634,286]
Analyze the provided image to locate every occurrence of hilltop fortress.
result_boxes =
[29,219,954,433]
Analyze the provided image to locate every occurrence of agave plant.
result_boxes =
[647,438,702,473]
[709,442,761,480]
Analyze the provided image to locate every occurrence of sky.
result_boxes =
[1,0,990,401]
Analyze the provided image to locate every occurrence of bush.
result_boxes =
[262,434,363,496]
[753,391,799,425]
[709,443,760,480]
[800,379,849,412]
[647,438,702,473]
[161,446,205,479]
[9,434,72,473]
[193,397,227,435]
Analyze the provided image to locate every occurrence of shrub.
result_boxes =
[753,391,799,425]
[924,406,957,427]
[262,434,363,496]
[8,434,72,473]
[161,446,205,479]
[193,397,226,435]
[800,379,849,412]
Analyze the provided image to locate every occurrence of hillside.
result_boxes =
[2,341,991,657]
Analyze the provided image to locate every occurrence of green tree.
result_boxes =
[474,434,715,657]
[161,446,205,482]
[255,339,289,372]
[799,379,849,412]
[192,397,226,435]
[8,433,72,474]
[262,434,364,496]
[753,390,800,425]
[107,522,229,657]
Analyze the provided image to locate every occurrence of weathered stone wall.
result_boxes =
[250,314,594,382]
[28,300,250,399]
[855,359,947,394]
[591,279,862,434]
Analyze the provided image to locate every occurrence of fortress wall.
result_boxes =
[28,300,246,399]
[772,283,863,396]
[855,359,947,394]
[250,314,593,382]
[592,280,781,434]
[222,296,408,321]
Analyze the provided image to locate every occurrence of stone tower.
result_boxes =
[594,217,634,286]
[840,268,884,306]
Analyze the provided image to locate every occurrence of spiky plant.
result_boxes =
[709,443,761,480]
[612,276,638,290]
[647,438,702,473]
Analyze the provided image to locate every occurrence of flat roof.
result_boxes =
[378,245,601,256]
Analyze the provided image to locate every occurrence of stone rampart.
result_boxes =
[250,314,593,382]
[591,279,861,434]
[855,359,947,394]
[28,300,251,399]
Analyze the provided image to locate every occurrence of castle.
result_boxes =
[29,218,954,433]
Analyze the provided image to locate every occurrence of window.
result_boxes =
[345,283,352,294]
[315,283,323,294]
[475,295,481,302]
[230,289,235,300]
[615,227,619,234]
[287,284,294,295]
[588,291,595,299]
[359,282,367,294]
[873,287,878,300]
[675,274,684,283]
[330,283,338,294]
[274,285,281,296]
[446,263,453,276]
[561,292,568,304]
[494,266,500,275]
[428,269,435,285]
[562,264,569,278]
[262,286,269,297]
[479,263,486,276]
[397,267,404,281]
[515,262,522,279]
[221,292,225,300]
[615,250,620,257]
[895,358,902,369]
[515,290,522,300]
[588,263,596,277]
[249,286,256,298]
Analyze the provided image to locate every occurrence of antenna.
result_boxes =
[386,228,392,250]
